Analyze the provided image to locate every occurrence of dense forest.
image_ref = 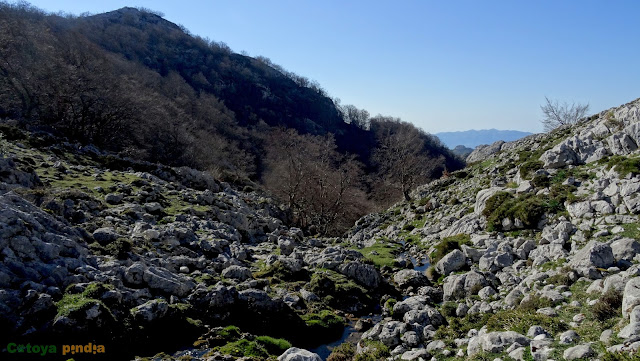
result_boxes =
[0,3,464,234]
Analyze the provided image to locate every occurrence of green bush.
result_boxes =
[105,238,132,259]
[384,298,397,315]
[483,185,576,232]
[593,287,623,322]
[531,174,550,188]
[327,342,355,361]
[546,273,571,286]
[435,312,491,344]
[353,340,389,361]
[425,265,441,282]
[519,295,553,311]
[402,223,415,231]
[430,234,471,264]
[253,261,307,282]
[484,193,546,231]
[520,160,544,179]
[218,325,242,340]
[482,192,514,218]
[441,302,458,317]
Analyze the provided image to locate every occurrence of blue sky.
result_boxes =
[18,0,640,133]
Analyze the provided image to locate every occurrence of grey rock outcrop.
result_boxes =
[467,331,530,356]
[338,262,381,288]
[435,249,466,276]
[443,271,488,301]
[569,241,614,269]
[394,269,429,289]
[278,348,322,361]
[623,278,640,319]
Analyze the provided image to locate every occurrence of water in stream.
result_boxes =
[309,321,357,360]
[309,256,430,360]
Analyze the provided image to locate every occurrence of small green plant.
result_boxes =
[425,265,441,282]
[435,312,491,345]
[520,160,544,180]
[402,223,415,232]
[440,301,458,317]
[218,325,242,340]
[0,133,7,155]
[384,298,397,315]
[483,192,545,231]
[531,174,550,188]
[606,111,624,131]
[327,342,355,361]
[540,259,567,271]
[105,238,133,260]
[353,340,389,361]
[592,287,623,322]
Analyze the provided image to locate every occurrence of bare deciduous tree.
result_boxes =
[540,96,590,132]
[263,129,370,235]
[339,104,370,129]
[370,116,445,202]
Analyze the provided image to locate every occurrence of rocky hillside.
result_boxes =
[335,97,640,360]
[1,97,640,361]
[0,125,397,360]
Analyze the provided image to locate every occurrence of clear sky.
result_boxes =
[15,0,640,133]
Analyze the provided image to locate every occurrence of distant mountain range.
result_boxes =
[435,129,533,149]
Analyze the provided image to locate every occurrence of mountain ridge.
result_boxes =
[436,128,533,149]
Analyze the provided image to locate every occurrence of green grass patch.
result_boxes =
[540,258,567,271]
[616,222,640,239]
[217,339,269,359]
[56,293,101,318]
[486,308,568,335]
[254,336,292,355]
[600,155,640,177]
[56,283,115,319]
[602,350,640,361]
[354,241,400,268]
[302,309,345,331]
[483,185,577,231]
[435,312,491,347]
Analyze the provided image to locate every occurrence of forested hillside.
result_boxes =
[0,3,463,234]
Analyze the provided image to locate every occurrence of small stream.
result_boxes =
[309,255,430,360]
[308,321,357,360]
